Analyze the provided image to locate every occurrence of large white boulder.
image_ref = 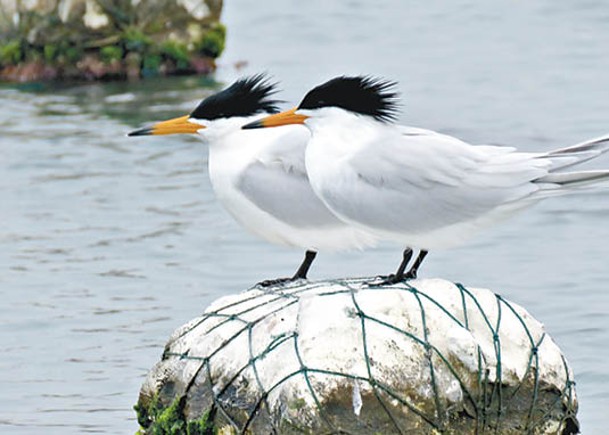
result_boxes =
[136,278,578,434]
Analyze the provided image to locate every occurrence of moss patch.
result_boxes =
[196,23,226,58]
[100,46,124,64]
[43,44,58,63]
[0,40,23,65]
[160,40,191,70]
[135,394,216,435]
[122,27,153,54]
[186,409,215,435]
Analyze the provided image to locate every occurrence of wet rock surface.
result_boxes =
[136,278,578,434]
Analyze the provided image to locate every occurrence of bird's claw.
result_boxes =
[367,274,401,287]
[257,277,291,287]
[256,277,304,288]
[367,272,415,287]
[405,270,417,280]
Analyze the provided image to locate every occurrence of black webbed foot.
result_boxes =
[367,273,409,287]
[366,249,428,287]
[256,277,300,288]
[256,250,318,288]
[404,270,418,280]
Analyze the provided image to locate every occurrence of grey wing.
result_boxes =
[236,130,343,228]
[345,129,550,231]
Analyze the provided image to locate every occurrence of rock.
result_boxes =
[136,278,578,434]
[0,0,225,82]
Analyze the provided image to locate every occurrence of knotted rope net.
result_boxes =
[137,278,578,435]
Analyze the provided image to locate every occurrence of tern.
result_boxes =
[243,75,609,283]
[128,75,377,285]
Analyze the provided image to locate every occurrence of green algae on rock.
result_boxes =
[135,393,215,435]
[0,0,225,82]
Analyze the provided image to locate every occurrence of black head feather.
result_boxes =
[298,76,400,122]
[190,74,281,120]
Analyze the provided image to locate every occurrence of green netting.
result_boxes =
[139,278,578,435]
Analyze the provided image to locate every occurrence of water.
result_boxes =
[2,0,609,432]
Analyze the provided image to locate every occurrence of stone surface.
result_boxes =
[0,0,224,81]
[136,278,579,434]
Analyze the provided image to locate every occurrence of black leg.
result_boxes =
[405,250,428,279]
[368,248,413,286]
[257,250,318,287]
[393,247,414,280]
[292,250,317,279]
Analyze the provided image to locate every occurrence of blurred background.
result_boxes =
[1,0,609,433]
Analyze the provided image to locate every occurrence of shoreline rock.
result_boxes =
[0,0,224,82]
[136,278,579,434]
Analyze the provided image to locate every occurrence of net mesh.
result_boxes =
[145,278,578,434]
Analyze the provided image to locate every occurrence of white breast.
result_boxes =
[207,120,377,251]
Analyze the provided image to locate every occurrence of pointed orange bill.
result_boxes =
[128,115,204,136]
[241,108,309,129]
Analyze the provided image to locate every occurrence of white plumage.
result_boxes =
[302,107,609,250]
[201,116,378,251]
[128,75,378,284]
[242,74,609,281]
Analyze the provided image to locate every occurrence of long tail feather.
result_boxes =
[542,133,609,171]
[537,169,609,186]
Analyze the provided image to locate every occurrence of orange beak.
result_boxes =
[128,115,204,136]
[241,107,309,129]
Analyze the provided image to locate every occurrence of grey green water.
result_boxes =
[2,1,609,433]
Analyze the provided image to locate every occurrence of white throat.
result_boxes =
[304,107,395,156]
[195,116,260,145]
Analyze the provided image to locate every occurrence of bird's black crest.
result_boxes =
[190,74,281,120]
[298,76,399,122]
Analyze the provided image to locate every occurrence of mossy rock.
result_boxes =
[0,0,225,82]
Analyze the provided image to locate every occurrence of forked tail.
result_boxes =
[535,134,609,187]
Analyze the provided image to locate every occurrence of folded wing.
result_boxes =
[344,127,550,232]
[237,129,345,228]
